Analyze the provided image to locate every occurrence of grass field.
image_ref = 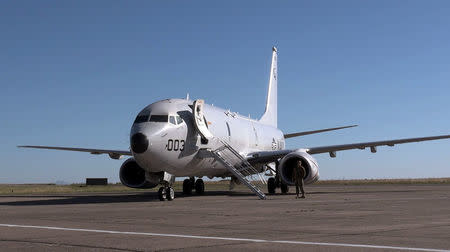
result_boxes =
[1,178,449,195]
[315,177,450,185]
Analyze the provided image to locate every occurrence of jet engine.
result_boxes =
[279,151,320,185]
[119,158,158,189]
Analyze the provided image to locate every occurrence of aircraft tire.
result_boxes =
[281,183,289,194]
[166,187,175,201]
[267,177,276,194]
[195,179,205,195]
[158,187,167,201]
[183,179,192,195]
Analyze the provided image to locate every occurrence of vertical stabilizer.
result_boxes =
[259,47,278,127]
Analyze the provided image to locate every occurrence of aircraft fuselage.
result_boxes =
[130,98,285,178]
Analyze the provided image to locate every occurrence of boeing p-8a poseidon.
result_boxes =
[20,47,450,201]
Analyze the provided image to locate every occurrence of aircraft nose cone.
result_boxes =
[131,133,149,154]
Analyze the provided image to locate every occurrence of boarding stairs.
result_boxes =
[211,138,267,200]
[192,99,267,200]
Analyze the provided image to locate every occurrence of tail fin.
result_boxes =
[259,47,278,127]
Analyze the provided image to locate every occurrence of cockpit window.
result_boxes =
[169,116,176,125]
[176,116,183,124]
[134,115,149,124]
[149,115,168,122]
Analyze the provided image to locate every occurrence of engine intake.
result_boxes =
[279,151,319,186]
[119,158,158,189]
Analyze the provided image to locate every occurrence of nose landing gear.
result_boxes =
[158,186,175,201]
[158,187,167,201]
[156,172,176,201]
[166,187,175,201]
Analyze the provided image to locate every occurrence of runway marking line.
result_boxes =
[0,223,448,252]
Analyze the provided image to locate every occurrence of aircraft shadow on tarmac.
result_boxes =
[0,191,260,206]
[0,189,421,206]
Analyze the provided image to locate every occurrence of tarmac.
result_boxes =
[0,184,449,252]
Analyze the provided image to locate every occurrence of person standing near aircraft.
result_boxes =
[293,160,306,199]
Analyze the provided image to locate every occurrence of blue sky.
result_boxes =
[1,1,449,183]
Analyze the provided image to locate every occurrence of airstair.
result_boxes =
[192,99,267,200]
[211,138,267,200]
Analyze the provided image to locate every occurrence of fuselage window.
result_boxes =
[176,116,183,124]
[169,116,176,125]
[149,115,168,123]
[134,115,149,124]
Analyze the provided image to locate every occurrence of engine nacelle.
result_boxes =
[119,158,158,189]
[279,150,320,186]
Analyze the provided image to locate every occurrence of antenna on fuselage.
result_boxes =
[186,93,190,100]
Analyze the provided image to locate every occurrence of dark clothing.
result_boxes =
[292,164,306,198]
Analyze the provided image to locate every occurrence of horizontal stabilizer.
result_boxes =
[284,125,358,139]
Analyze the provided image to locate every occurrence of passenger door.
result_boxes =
[192,99,213,140]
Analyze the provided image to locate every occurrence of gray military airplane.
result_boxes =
[19,47,450,201]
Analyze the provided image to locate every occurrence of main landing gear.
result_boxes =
[267,163,289,195]
[267,177,276,194]
[267,177,289,194]
[183,177,205,195]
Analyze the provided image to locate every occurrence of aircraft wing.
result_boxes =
[18,145,132,160]
[284,125,358,139]
[247,134,450,163]
[305,134,450,155]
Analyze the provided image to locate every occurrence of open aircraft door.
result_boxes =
[193,99,213,141]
